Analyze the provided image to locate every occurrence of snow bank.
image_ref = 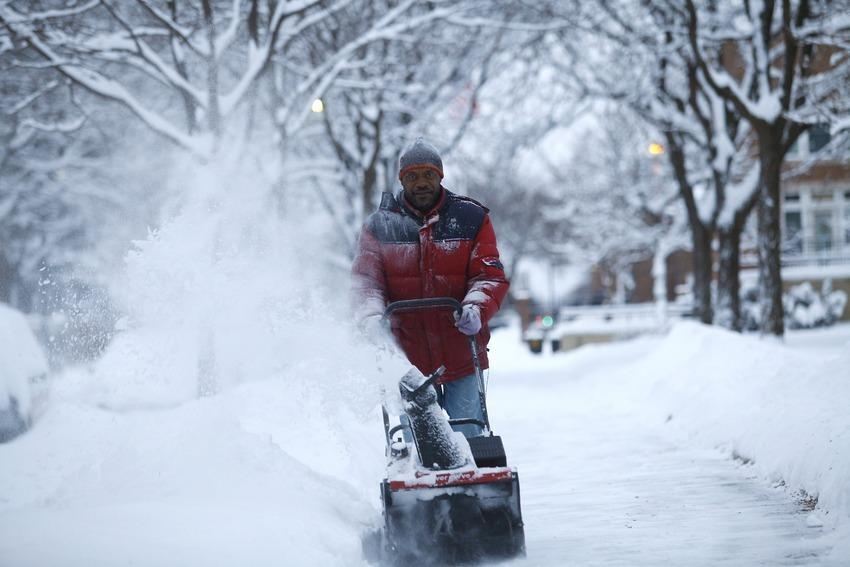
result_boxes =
[0,303,48,418]
[0,378,381,566]
[626,322,850,527]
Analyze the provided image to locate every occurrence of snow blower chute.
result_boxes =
[363,298,526,565]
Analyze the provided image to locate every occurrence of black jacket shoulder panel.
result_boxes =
[379,191,401,212]
[447,192,490,214]
[367,189,487,242]
[367,194,419,243]
[434,191,486,241]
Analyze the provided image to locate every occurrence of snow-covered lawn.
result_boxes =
[1,322,848,565]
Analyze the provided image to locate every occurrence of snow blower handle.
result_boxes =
[383,297,491,433]
[383,297,465,319]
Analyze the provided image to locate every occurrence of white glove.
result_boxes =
[454,304,481,335]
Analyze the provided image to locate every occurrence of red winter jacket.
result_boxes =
[352,188,509,383]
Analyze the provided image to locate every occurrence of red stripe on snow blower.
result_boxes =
[389,468,513,491]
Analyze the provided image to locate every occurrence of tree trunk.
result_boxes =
[361,113,382,219]
[665,133,714,324]
[201,0,221,139]
[168,0,198,134]
[757,130,785,337]
[691,223,714,324]
[652,238,670,329]
[716,225,742,331]
[716,180,759,332]
[613,267,628,304]
[0,251,12,304]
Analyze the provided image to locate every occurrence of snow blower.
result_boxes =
[363,298,525,565]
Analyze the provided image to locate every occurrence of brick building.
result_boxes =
[588,127,850,321]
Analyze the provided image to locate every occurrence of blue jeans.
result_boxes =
[442,373,486,438]
[401,373,485,441]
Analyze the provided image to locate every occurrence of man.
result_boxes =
[352,138,509,437]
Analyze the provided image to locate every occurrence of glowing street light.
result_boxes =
[311,98,325,113]
[648,142,665,156]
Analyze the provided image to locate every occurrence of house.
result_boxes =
[583,126,850,322]
[778,126,850,315]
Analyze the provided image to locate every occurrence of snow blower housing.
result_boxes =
[364,298,525,565]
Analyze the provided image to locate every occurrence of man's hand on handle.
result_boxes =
[454,304,481,336]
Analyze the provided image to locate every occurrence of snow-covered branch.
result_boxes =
[134,0,206,56]
[214,0,242,58]
[1,11,209,155]
[684,0,781,124]
[219,0,337,117]
[0,0,101,23]
[18,116,87,134]
[2,80,61,115]
[272,1,462,133]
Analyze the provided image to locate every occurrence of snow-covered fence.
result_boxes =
[541,303,692,352]
[782,236,850,267]
[557,302,692,323]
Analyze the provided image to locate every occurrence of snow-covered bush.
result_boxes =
[740,280,848,331]
[0,303,49,442]
[784,281,847,329]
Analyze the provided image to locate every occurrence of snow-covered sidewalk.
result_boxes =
[488,321,850,566]
[1,322,847,566]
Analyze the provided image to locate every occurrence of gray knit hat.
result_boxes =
[398,138,443,180]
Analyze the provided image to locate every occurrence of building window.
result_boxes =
[845,204,850,245]
[782,187,849,259]
[784,211,803,253]
[814,210,833,252]
[809,124,831,153]
[812,189,833,202]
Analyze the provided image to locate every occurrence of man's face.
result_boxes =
[401,168,442,212]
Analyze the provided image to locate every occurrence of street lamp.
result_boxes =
[648,142,665,156]
[311,98,325,113]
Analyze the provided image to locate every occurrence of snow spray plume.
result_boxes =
[87,148,407,425]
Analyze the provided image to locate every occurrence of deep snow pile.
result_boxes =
[0,303,49,427]
[0,381,381,566]
[630,322,850,528]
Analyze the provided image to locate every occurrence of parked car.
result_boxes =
[0,303,49,442]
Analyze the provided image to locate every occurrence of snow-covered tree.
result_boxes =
[685,0,850,336]
[553,109,687,306]
[0,1,486,155]
[448,32,591,293]
[0,37,125,315]
[552,1,750,324]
